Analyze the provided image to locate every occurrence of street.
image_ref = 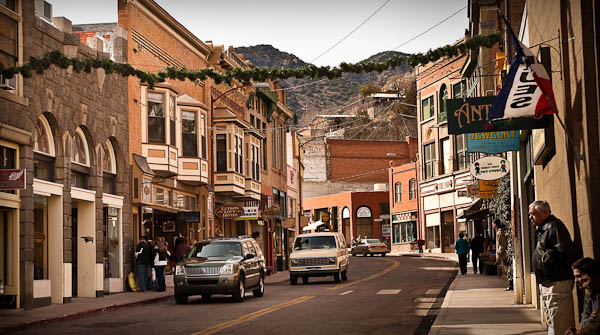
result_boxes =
[13,257,455,335]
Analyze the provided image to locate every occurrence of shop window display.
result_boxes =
[33,195,48,280]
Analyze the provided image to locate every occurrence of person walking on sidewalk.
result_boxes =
[470,231,484,274]
[455,233,470,275]
[494,219,512,290]
[135,236,152,292]
[152,238,171,292]
[529,200,577,335]
[566,258,600,335]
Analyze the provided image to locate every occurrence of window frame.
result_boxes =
[0,1,22,97]
[408,179,417,200]
[455,134,468,171]
[423,142,435,179]
[421,95,434,121]
[394,182,402,203]
[440,137,451,175]
[102,140,117,195]
[147,90,166,144]
[181,109,198,158]
[216,134,227,172]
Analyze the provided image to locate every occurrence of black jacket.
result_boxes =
[135,241,152,265]
[532,215,576,284]
[470,235,484,254]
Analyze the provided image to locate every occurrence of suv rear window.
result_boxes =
[293,236,337,250]
[189,241,242,259]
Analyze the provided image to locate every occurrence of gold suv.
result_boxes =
[289,232,349,285]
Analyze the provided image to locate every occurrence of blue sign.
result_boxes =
[467,131,520,154]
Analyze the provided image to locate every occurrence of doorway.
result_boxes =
[442,211,455,253]
[71,207,77,297]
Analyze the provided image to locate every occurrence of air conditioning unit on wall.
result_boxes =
[34,0,52,22]
[0,75,17,91]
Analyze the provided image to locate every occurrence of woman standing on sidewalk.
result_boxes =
[153,238,170,292]
[455,233,470,275]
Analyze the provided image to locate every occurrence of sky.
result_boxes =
[51,0,468,67]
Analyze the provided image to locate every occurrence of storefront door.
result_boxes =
[442,211,455,253]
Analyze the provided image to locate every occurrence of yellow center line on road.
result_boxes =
[190,295,315,335]
[329,259,400,291]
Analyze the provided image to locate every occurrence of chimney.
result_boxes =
[53,16,72,33]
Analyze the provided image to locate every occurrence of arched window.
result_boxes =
[394,182,402,203]
[102,140,117,194]
[71,128,90,188]
[33,115,56,181]
[409,179,417,200]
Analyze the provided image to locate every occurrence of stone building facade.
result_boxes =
[0,1,129,309]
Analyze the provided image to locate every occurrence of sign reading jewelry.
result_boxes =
[447,97,552,134]
[467,130,520,154]
[215,205,244,219]
[470,156,509,180]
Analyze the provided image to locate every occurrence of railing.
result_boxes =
[211,87,245,116]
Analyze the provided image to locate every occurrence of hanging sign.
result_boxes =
[356,206,372,218]
[215,205,244,219]
[467,131,520,154]
[0,169,26,190]
[447,97,552,134]
[235,207,258,221]
[466,183,480,197]
[470,156,509,180]
[478,180,499,199]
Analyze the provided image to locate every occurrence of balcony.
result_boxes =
[214,172,245,196]
[245,179,261,201]
[177,157,209,185]
[142,143,178,177]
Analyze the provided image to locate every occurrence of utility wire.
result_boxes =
[309,0,393,64]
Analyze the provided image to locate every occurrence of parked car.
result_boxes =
[289,232,349,285]
[173,236,265,303]
[351,238,389,257]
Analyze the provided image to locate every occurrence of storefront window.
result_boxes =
[34,195,48,280]
[104,207,120,278]
[392,220,416,244]
[426,226,441,249]
[0,211,9,287]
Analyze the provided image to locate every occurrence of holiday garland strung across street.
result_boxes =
[0,32,502,88]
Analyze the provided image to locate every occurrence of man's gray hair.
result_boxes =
[529,200,551,213]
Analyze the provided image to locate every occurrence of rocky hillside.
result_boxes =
[234,45,412,121]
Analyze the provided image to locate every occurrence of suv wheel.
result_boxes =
[290,274,298,285]
[302,275,309,284]
[341,269,348,281]
[175,293,188,304]
[253,274,265,297]
[333,272,341,283]
[362,250,367,257]
[232,277,245,302]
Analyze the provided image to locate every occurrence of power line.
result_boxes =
[309,0,393,64]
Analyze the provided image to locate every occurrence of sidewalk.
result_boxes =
[0,288,172,334]
[430,273,546,334]
[265,269,290,284]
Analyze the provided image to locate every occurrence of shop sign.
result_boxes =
[447,97,552,134]
[178,211,200,224]
[478,180,499,199]
[356,206,372,218]
[470,156,509,180]
[0,169,26,190]
[457,190,468,197]
[215,205,244,219]
[467,183,480,197]
[235,207,258,221]
[467,131,520,154]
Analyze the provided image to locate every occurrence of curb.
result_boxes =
[427,270,460,335]
[0,294,172,334]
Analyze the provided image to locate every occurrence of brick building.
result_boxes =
[303,137,418,199]
[303,191,390,246]
[388,162,418,253]
[0,1,129,309]
[416,40,478,253]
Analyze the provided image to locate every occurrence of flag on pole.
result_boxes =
[489,15,557,120]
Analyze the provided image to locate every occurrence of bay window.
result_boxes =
[147,91,165,143]
[216,134,227,172]
[235,135,243,174]
[200,113,207,159]
[181,110,197,157]
[169,95,176,146]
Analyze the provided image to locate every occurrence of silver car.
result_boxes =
[351,238,390,257]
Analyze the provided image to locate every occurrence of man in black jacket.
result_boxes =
[529,200,576,335]
[470,231,484,274]
[135,236,152,292]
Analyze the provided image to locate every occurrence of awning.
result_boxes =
[457,199,489,220]
[302,220,325,232]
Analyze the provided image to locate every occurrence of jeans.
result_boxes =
[472,252,482,273]
[540,280,574,335]
[155,266,166,291]
[458,254,468,275]
[136,263,148,292]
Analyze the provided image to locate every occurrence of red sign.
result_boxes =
[0,169,26,190]
[215,205,244,219]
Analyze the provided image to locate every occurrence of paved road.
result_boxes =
[15,256,456,335]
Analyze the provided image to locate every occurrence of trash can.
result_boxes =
[276,255,284,272]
